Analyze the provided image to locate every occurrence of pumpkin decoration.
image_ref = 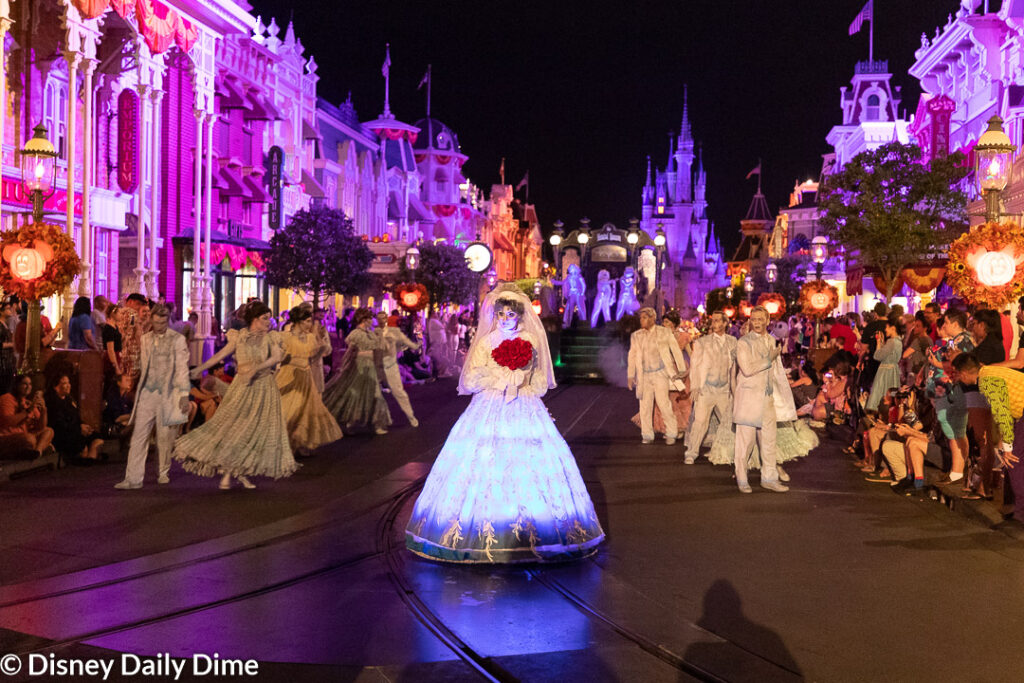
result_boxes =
[394,282,429,312]
[946,221,1024,308]
[0,222,80,300]
[799,280,839,319]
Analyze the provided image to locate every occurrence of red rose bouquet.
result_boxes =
[491,337,533,370]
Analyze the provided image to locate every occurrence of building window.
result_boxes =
[94,230,109,298]
[43,76,69,160]
[866,94,880,121]
[243,129,253,166]
[219,118,231,157]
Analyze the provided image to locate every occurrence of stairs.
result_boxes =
[555,325,623,383]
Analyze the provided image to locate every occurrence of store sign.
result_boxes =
[118,90,139,193]
[928,95,955,159]
[1,176,82,215]
[267,145,283,229]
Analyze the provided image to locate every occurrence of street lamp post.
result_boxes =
[18,124,58,383]
[766,262,777,293]
[576,218,591,267]
[627,217,640,267]
[549,220,564,276]
[405,244,420,282]
[975,115,1016,224]
[811,234,829,346]
[744,274,754,297]
[654,224,666,314]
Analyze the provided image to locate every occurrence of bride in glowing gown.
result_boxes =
[406,285,605,563]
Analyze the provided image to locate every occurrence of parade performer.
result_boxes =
[627,307,687,445]
[277,305,342,455]
[561,263,587,328]
[376,310,420,427]
[174,301,297,490]
[115,305,190,489]
[685,311,737,464]
[615,266,642,320]
[733,306,792,493]
[590,269,616,327]
[631,310,693,438]
[406,285,604,563]
[323,308,392,435]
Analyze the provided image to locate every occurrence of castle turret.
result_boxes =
[665,134,677,203]
[674,86,696,203]
[641,156,654,221]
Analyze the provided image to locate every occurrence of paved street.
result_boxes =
[2,380,1024,682]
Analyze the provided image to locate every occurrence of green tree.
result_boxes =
[399,242,480,308]
[818,142,969,301]
[264,206,373,310]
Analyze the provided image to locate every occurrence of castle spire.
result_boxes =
[645,155,652,186]
[680,84,692,143]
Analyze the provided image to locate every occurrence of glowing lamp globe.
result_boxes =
[976,115,1016,193]
[627,230,639,245]
[549,232,562,247]
[576,231,589,245]
[405,245,421,272]
[766,263,777,283]
[486,268,498,288]
[975,250,1017,287]
[20,124,57,194]
[744,278,754,294]
[654,228,666,248]
[764,300,781,316]
[811,235,828,265]
[533,280,542,297]
[464,242,493,273]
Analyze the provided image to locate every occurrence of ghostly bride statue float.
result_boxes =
[406,285,605,563]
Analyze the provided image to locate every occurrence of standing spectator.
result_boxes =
[0,305,15,394]
[14,301,60,360]
[0,375,54,457]
[923,302,942,340]
[91,295,109,330]
[829,315,858,355]
[46,373,103,464]
[68,296,101,351]
[3,298,19,335]
[866,314,904,412]
[426,310,450,378]
[972,309,1006,365]
[120,293,150,379]
[860,302,889,391]
[925,309,974,485]
[902,312,933,383]
[102,305,124,381]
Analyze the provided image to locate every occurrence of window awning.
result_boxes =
[408,196,433,222]
[244,92,282,121]
[243,177,273,203]
[302,119,321,140]
[219,168,253,199]
[218,78,252,111]
[300,169,326,198]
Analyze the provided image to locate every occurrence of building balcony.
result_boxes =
[855,59,889,75]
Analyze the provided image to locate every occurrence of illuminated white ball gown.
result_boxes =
[406,287,605,563]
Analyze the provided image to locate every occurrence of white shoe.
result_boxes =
[114,480,142,490]
[157,474,170,485]
[761,480,790,493]
[641,438,654,445]
[237,475,256,489]
[665,437,676,446]
[684,456,696,465]
[409,417,419,428]
[777,465,790,483]
[737,482,753,493]
[374,428,388,435]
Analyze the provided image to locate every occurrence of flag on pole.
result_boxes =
[516,171,529,192]
[848,0,872,36]
[381,44,392,78]
[418,65,430,90]
[745,163,761,180]
[499,158,506,185]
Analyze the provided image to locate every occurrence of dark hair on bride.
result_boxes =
[495,297,525,316]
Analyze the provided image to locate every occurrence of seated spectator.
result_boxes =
[102,373,135,438]
[806,362,852,422]
[68,296,101,351]
[789,364,820,409]
[0,375,54,458]
[45,373,104,465]
[879,387,938,497]
[829,316,859,354]
[0,303,14,394]
[189,374,223,425]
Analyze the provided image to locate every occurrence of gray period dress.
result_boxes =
[174,329,297,479]
[322,328,392,432]
[866,337,903,412]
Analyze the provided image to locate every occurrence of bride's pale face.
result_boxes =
[496,305,520,333]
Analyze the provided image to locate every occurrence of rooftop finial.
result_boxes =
[680,84,692,141]
[381,44,393,118]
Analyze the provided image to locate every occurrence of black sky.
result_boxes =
[249,0,957,254]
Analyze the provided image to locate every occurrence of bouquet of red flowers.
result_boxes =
[491,337,533,370]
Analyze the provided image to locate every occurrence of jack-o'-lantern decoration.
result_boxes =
[394,282,429,313]
[722,305,736,319]
[946,221,1024,308]
[0,222,80,300]
[799,280,839,319]
[756,292,787,319]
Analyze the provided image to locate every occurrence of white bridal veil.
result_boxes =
[457,284,557,396]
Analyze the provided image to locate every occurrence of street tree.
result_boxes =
[264,206,373,310]
[818,142,970,301]
[399,242,479,308]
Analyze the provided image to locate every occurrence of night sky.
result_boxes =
[249,0,958,254]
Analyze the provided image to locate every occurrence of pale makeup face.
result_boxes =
[376,313,388,328]
[150,315,169,335]
[750,311,769,335]
[496,305,520,333]
[250,313,272,333]
[710,313,727,335]
[296,317,314,333]
[639,312,655,330]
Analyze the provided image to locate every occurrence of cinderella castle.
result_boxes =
[640,90,729,311]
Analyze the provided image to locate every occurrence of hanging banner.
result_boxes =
[117,90,139,193]
[267,146,283,230]
[927,95,956,159]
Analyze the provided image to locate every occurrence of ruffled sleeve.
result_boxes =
[225,328,240,346]
[460,334,500,394]
[516,332,549,397]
